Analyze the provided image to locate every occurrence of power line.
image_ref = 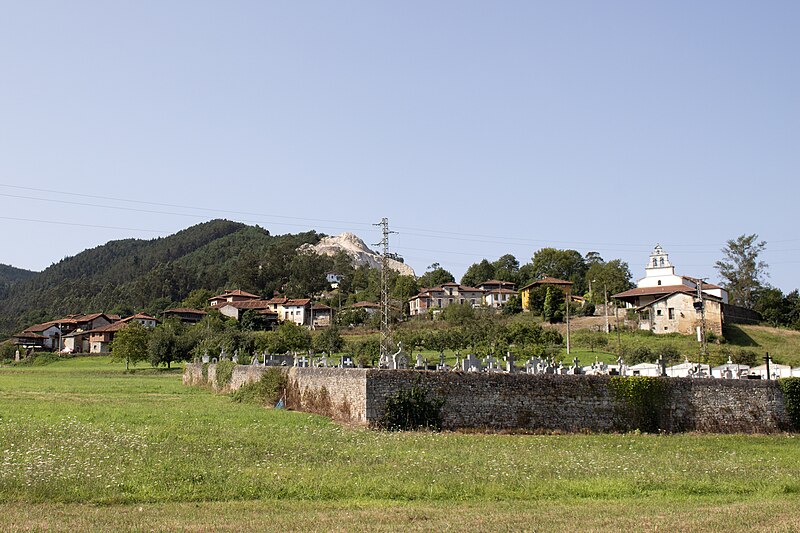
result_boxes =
[0,216,167,233]
[0,183,376,229]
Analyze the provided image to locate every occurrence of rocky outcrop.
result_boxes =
[298,232,415,276]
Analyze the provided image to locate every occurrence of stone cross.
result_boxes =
[484,355,497,371]
[658,354,667,376]
[504,352,516,373]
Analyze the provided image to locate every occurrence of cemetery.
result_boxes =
[184,345,797,433]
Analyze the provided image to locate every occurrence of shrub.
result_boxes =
[609,376,670,433]
[215,361,237,389]
[379,380,445,431]
[231,368,287,407]
[778,378,800,431]
[627,346,653,365]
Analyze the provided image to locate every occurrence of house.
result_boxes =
[326,272,343,289]
[15,321,63,349]
[208,289,261,308]
[518,277,574,311]
[478,280,516,309]
[218,300,280,325]
[163,308,207,324]
[86,313,159,353]
[311,303,333,328]
[11,331,49,350]
[408,283,485,317]
[347,301,381,315]
[280,299,312,326]
[612,245,726,336]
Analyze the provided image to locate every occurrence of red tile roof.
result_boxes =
[208,289,261,301]
[219,300,276,310]
[520,277,574,291]
[164,308,207,315]
[349,301,380,309]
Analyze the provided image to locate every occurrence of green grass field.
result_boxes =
[1,357,799,531]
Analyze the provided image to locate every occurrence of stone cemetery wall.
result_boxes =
[183,364,792,433]
[662,378,790,433]
[286,368,369,423]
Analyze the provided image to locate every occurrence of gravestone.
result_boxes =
[465,353,482,372]
[484,355,497,371]
[15,349,20,362]
[341,355,355,368]
[415,353,425,370]
[219,348,229,362]
[250,354,260,366]
[504,352,516,373]
[201,350,210,364]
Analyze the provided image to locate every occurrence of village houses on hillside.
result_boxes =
[408,280,518,316]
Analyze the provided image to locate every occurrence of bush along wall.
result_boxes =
[379,379,445,431]
[608,376,671,433]
[214,361,237,391]
[778,377,800,431]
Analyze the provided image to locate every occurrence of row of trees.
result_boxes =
[457,250,633,307]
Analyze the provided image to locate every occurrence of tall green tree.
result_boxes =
[530,248,588,294]
[460,259,495,287]
[715,234,768,309]
[492,254,520,284]
[585,259,633,304]
[111,321,150,371]
[417,263,455,288]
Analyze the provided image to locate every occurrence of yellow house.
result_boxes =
[519,277,573,311]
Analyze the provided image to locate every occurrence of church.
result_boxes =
[612,245,726,336]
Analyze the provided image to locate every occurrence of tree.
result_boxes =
[460,259,495,287]
[313,325,344,354]
[417,263,455,288]
[182,288,214,309]
[585,259,633,304]
[441,302,475,323]
[148,318,192,369]
[543,287,555,323]
[111,321,150,371]
[530,248,588,294]
[492,254,520,284]
[715,234,768,309]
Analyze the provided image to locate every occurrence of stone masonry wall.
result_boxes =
[183,364,793,433]
[287,368,368,423]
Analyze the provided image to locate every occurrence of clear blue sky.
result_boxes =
[1,1,798,290]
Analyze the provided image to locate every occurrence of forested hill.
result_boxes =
[0,219,326,336]
[0,264,37,301]
[0,264,36,285]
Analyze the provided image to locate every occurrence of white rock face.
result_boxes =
[299,232,415,277]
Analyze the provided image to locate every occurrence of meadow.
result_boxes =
[1,356,799,531]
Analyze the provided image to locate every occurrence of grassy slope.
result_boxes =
[1,357,799,530]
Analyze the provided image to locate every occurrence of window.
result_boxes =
[657,280,662,286]
[656,309,662,316]
[668,308,675,319]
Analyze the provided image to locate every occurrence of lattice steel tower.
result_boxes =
[373,217,396,365]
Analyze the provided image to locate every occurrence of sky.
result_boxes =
[1,1,799,291]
